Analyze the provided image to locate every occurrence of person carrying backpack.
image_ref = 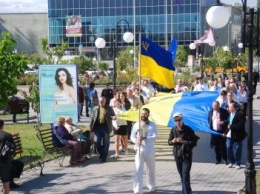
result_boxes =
[168,113,200,194]
[86,82,98,118]
[0,119,15,194]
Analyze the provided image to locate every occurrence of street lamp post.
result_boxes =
[207,1,259,194]
[189,42,212,78]
[112,19,134,90]
[130,49,134,69]
[94,22,133,90]
[95,37,106,61]
[223,45,234,76]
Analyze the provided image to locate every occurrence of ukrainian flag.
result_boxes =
[140,36,175,89]
[118,91,221,135]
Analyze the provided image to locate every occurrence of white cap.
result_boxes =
[173,112,183,118]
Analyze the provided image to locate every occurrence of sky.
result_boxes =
[0,0,257,13]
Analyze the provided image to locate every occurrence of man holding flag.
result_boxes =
[131,108,157,194]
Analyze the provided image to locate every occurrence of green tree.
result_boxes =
[40,37,69,64]
[70,56,95,74]
[21,83,40,122]
[97,61,109,72]
[175,45,188,68]
[27,53,44,67]
[0,32,29,108]
[116,46,137,71]
[213,46,233,70]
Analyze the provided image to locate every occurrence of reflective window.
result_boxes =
[48,0,202,57]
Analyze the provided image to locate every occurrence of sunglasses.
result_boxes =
[174,119,182,122]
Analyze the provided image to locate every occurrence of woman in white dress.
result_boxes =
[54,68,76,105]
[111,99,128,158]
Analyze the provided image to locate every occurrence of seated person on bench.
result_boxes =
[52,116,84,165]
[64,116,91,158]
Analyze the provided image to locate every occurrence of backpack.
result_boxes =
[0,133,16,161]
[87,89,98,106]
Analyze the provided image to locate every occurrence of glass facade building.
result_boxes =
[48,0,215,59]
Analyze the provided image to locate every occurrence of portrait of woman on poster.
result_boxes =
[54,68,77,105]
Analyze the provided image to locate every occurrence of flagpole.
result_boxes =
[138,32,142,156]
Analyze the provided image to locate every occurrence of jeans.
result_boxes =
[175,156,192,194]
[88,104,94,118]
[78,103,83,120]
[226,138,242,166]
[85,98,89,116]
[94,125,110,160]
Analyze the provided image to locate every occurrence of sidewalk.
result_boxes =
[6,85,260,194]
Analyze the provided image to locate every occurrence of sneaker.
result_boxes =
[224,160,229,165]
[120,149,125,153]
[236,165,241,170]
[215,161,221,165]
[228,164,233,168]
[111,154,119,158]
[149,188,156,193]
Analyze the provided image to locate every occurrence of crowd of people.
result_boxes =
[1,68,259,194]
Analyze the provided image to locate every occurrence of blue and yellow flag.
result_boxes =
[118,91,221,135]
[140,36,175,89]
[168,37,178,63]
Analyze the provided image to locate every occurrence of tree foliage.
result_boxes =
[0,32,29,108]
[175,45,189,68]
[210,46,248,70]
[97,61,109,72]
[27,53,44,67]
[70,56,95,74]
[116,46,137,71]
[40,37,69,64]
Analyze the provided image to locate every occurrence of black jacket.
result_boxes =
[224,111,247,142]
[168,124,199,159]
[208,108,229,134]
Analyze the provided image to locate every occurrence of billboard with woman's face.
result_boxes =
[39,64,78,123]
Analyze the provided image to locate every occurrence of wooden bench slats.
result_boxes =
[37,128,72,167]
[18,156,41,164]
[12,133,43,176]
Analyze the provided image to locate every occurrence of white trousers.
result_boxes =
[133,149,155,194]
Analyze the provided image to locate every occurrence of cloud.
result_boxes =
[0,0,47,13]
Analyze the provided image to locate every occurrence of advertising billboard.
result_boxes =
[66,15,82,37]
[39,64,78,123]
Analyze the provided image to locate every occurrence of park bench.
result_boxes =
[7,99,30,123]
[36,127,72,167]
[12,133,43,175]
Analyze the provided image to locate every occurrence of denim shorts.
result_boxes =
[0,161,11,183]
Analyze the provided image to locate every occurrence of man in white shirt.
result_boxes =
[131,108,157,194]
[193,77,209,91]
[208,101,229,165]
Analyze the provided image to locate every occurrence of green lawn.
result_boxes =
[3,123,49,158]
[0,113,29,120]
